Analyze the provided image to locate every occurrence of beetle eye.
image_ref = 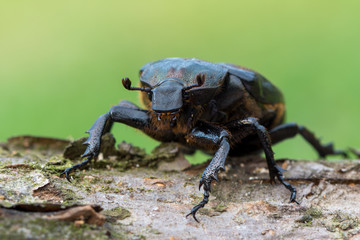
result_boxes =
[147,92,153,101]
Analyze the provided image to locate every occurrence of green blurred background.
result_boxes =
[0,1,359,162]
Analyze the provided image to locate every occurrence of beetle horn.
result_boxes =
[122,77,151,92]
[183,74,205,91]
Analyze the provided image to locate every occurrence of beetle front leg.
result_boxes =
[185,122,230,222]
[61,100,150,181]
[228,117,299,204]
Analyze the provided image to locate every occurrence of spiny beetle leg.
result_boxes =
[199,165,223,191]
[246,118,299,203]
[187,147,227,222]
[62,112,108,180]
[199,172,218,192]
[227,118,299,204]
[60,156,92,182]
[63,101,151,181]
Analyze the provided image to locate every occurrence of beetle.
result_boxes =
[61,58,345,222]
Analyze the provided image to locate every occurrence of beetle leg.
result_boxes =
[61,156,92,182]
[185,121,230,222]
[269,123,347,158]
[61,100,150,181]
[227,117,298,204]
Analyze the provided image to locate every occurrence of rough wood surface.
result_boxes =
[0,136,359,239]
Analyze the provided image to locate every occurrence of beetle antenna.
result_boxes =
[122,78,151,92]
[183,74,205,91]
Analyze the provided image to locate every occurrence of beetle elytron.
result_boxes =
[62,58,345,222]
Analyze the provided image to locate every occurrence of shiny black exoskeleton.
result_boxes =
[61,58,345,222]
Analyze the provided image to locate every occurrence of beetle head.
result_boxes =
[122,74,204,120]
[151,78,184,114]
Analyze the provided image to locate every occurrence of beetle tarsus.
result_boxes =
[186,188,210,222]
[199,177,212,192]
[317,141,346,158]
[186,211,199,223]
[268,123,348,159]
[60,156,92,182]
[61,169,72,182]
[62,143,98,180]
[270,165,285,184]
[188,167,222,221]
[272,165,298,204]
[317,142,347,158]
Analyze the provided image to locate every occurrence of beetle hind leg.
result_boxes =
[269,123,347,158]
[251,119,298,203]
[227,117,299,203]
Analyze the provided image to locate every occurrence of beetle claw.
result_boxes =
[186,211,200,223]
[81,147,93,158]
[211,173,219,182]
[273,166,298,205]
[60,156,92,182]
[199,181,203,191]
[60,168,72,183]
[199,178,211,192]
[289,191,300,204]
[337,150,349,158]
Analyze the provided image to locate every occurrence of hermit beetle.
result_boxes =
[62,58,345,222]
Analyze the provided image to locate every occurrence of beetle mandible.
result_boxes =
[62,58,345,222]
